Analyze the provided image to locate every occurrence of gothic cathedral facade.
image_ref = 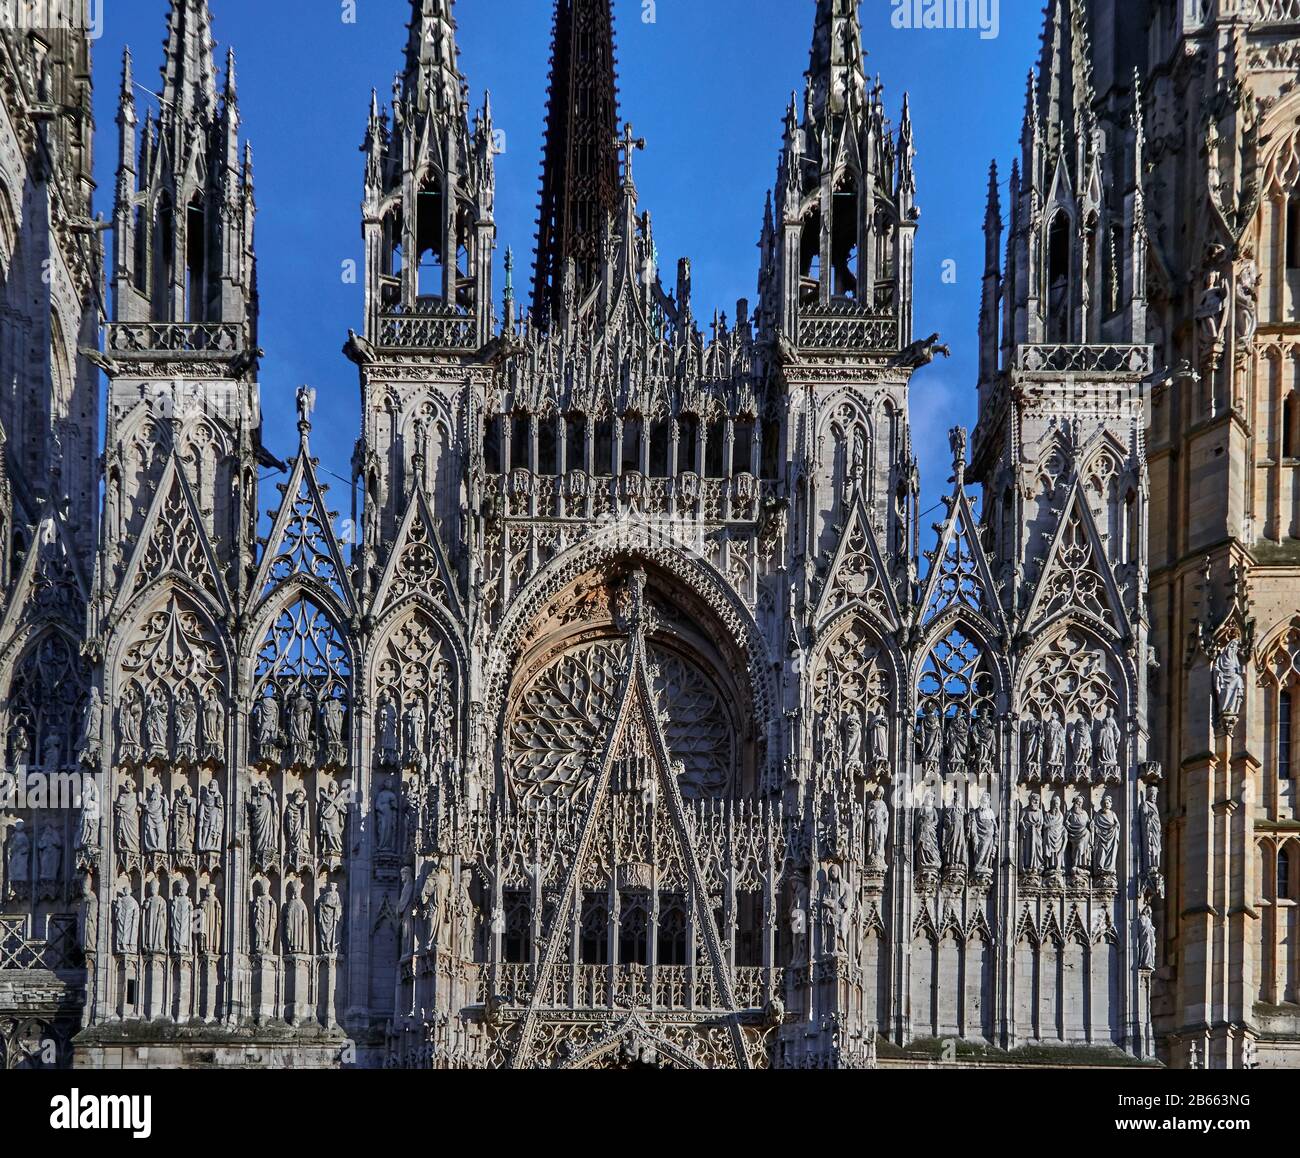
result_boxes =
[0,0,1297,1070]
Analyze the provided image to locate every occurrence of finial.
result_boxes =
[296,385,317,437]
[613,122,647,189]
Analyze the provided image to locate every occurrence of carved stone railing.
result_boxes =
[105,321,244,356]
[1014,344,1154,376]
[798,304,899,352]
[511,963,774,1011]
[1249,0,1300,22]
[377,307,479,351]
[0,915,77,971]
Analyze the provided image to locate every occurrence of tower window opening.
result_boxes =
[503,891,531,964]
[800,208,822,305]
[594,419,614,476]
[678,415,700,475]
[510,414,531,472]
[649,419,670,476]
[618,896,649,966]
[185,197,207,323]
[1281,690,1293,782]
[705,419,727,479]
[538,417,558,475]
[482,415,502,475]
[382,208,404,311]
[1047,211,1072,342]
[415,178,445,302]
[657,901,687,966]
[831,181,859,301]
[152,192,174,323]
[621,415,643,474]
[761,420,781,479]
[733,420,754,475]
[132,203,148,293]
[1279,847,1292,900]
[1288,196,1300,271]
[580,895,608,965]
[566,413,586,472]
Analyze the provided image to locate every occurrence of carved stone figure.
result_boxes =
[1096,710,1121,784]
[1064,796,1092,873]
[403,701,427,771]
[1021,715,1042,779]
[971,707,996,777]
[318,781,345,858]
[915,790,941,872]
[375,780,398,852]
[201,691,224,762]
[1137,905,1156,971]
[1044,712,1067,783]
[78,687,103,763]
[197,885,222,955]
[114,780,140,856]
[197,781,225,854]
[175,689,198,762]
[289,687,314,766]
[944,711,969,775]
[969,792,997,876]
[144,689,169,760]
[788,878,808,962]
[250,879,277,956]
[112,886,140,955]
[7,824,31,886]
[321,696,346,766]
[1092,795,1119,875]
[283,879,311,955]
[1043,796,1066,872]
[77,873,98,953]
[317,881,343,955]
[142,877,167,954]
[1212,639,1245,723]
[1139,786,1162,877]
[37,824,62,882]
[141,783,169,854]
[942,794,968,872]
[77,776,100,851]
[865,787,889,868]
[1235,247,1259,345]
[840,710,863,772]
[1020,793,1044,873]
[918,704,942,776]
[170,880,194,955]
[248,780,279,865]
[172,784,196,852]
[257,690,282,761]
[866,710,888,770]
[377,696,400,767]
[817,864,851,955]
[1068,716,1093,783]
[284,787,311,863]
[119,693,142,760]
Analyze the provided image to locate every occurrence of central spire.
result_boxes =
[161,0,217,127]
[531,0,622,327]
[405,0,462,114]
[806,0,866,123]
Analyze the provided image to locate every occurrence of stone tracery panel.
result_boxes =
[813,614,893,779]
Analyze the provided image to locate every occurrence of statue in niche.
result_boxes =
[866,710,889,771]
[43,732,63,772]
[788,877,808,963]
[174,690,198,763]
[77,873,98,953]
[282,879,311,955]
[248,780,279,865]
[197,884,222,955]
[969,792,998,877]
[850,427,866,487]
[317,881,343,955]
[201,691,224,762]
[376,695,400,767]
[141,783,169,854]
[318,781,345,859]
[418,864,441,950]
[250,878,277,956]
[1044,711,1067,783]
[1139,786,1162,876]
[12,725,30,767]
[971,707,996,776]
[37,824,62,883]
[398,866,415,951]
[170,879,194,955]
[403,701,428,772]
[1069,714,1094,784]
[1019,793,1045,873]
[375,780,398,853]
[1064,796,1092,873]
[1021,715,1042,781]
[817,864,851,956]
[944,711,969,775]
[1236,245,1260,346]
[840,709,863,774]
[455,868,475,954]
[144,689,169,760]
[7,823,31,889]
[172,784,196,853]
[256,689,282,762]
[1042,795,1066,873]
[915,790,941,873]
[1137,905,1156,971]
[141,877,167,954]
[321,697,347,767]
[119,693,142,762]
[1092,795,1119,875]
[1196,257,1229,353]
[284,788,311,863]
[114,779,140,856]
[865,786,889,868]
[112,885,140,955]
[77,775,100,851]
[918,704,942,777]
[1212,639,1245,724]
[1096,709,1121,784]
[196,781,224,854]
[942,792,969,872]
[289,687,314,767]
[78,687,103,764]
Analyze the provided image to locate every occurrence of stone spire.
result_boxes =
[531,0,622,326]
[160,0,218,138]
[806,0,866,124]
[404,0,462,114]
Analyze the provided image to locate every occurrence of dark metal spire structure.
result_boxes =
[531,0,621,326]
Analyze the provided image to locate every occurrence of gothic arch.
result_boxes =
[483,526,777,745]
[911,609,1009,711]
[1,626,89,769]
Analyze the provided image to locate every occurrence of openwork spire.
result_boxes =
[531,0,622,326]
[404,0,462,114]
[1036,0,1094,158]
[806,0,866,124]
[161,0,217,129]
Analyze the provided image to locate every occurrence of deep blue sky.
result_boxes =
[89,0,1042,516]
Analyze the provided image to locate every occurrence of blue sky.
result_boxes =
[90,0,1042,517]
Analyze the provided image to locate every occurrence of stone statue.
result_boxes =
[170,880,194,955]
[283,879,311,955]
[257,690,282,760]
[114,780,140,856]
[1212,639,1245,723]
[250,879,277,956]
[112,885,140,955]
[1139,786,1162,876]
[377,696,400,766]
[141,877,167,954]
[37,823,62,882]
[197,781,225,854]
[77,873,98,953]
[321,697,347,766]
[172,784,196,852]
[289,687,314,767]
[788,878,808,962]
[1069,715,1093,783]
[318,781,345,858]
[78,687,103,762]
[944,710,970,775]
[397,866,416,951]
[971,707,996,776]
[918,704,942,776]
[1092,795,1119,875]
[1196,261,1229,351]
[865,786,889,868]
[144,689,169,759]
[915,790,941,872]
[317,881,343,955]
[198,885,223,955]
[969,792,998,876]
[1043,795,1066,872]
[456,868,475,952]
[1096,710,1121,784]
[1064,796,1092,873]
[77,775,100,851]
[174,689,198,763]
[1019,793,1044,873]
[141,782,169,854]
[248,780,279,865]
[403,701,427,771]
[1235,247,1259,345]
[1022,715,1042,778]
[866,710,888,769]
[817,864,851,955]
[284,788,311,863]
[840,710,863,772]
[7,824,31,885]
[942,793,968,871]
[375,780,398,852]
[120,693,142,758]
[201,691,224,762]
[1137,905,1156,971]
[1044,712,1067,783]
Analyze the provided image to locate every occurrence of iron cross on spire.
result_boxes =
[614,122,646,187]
